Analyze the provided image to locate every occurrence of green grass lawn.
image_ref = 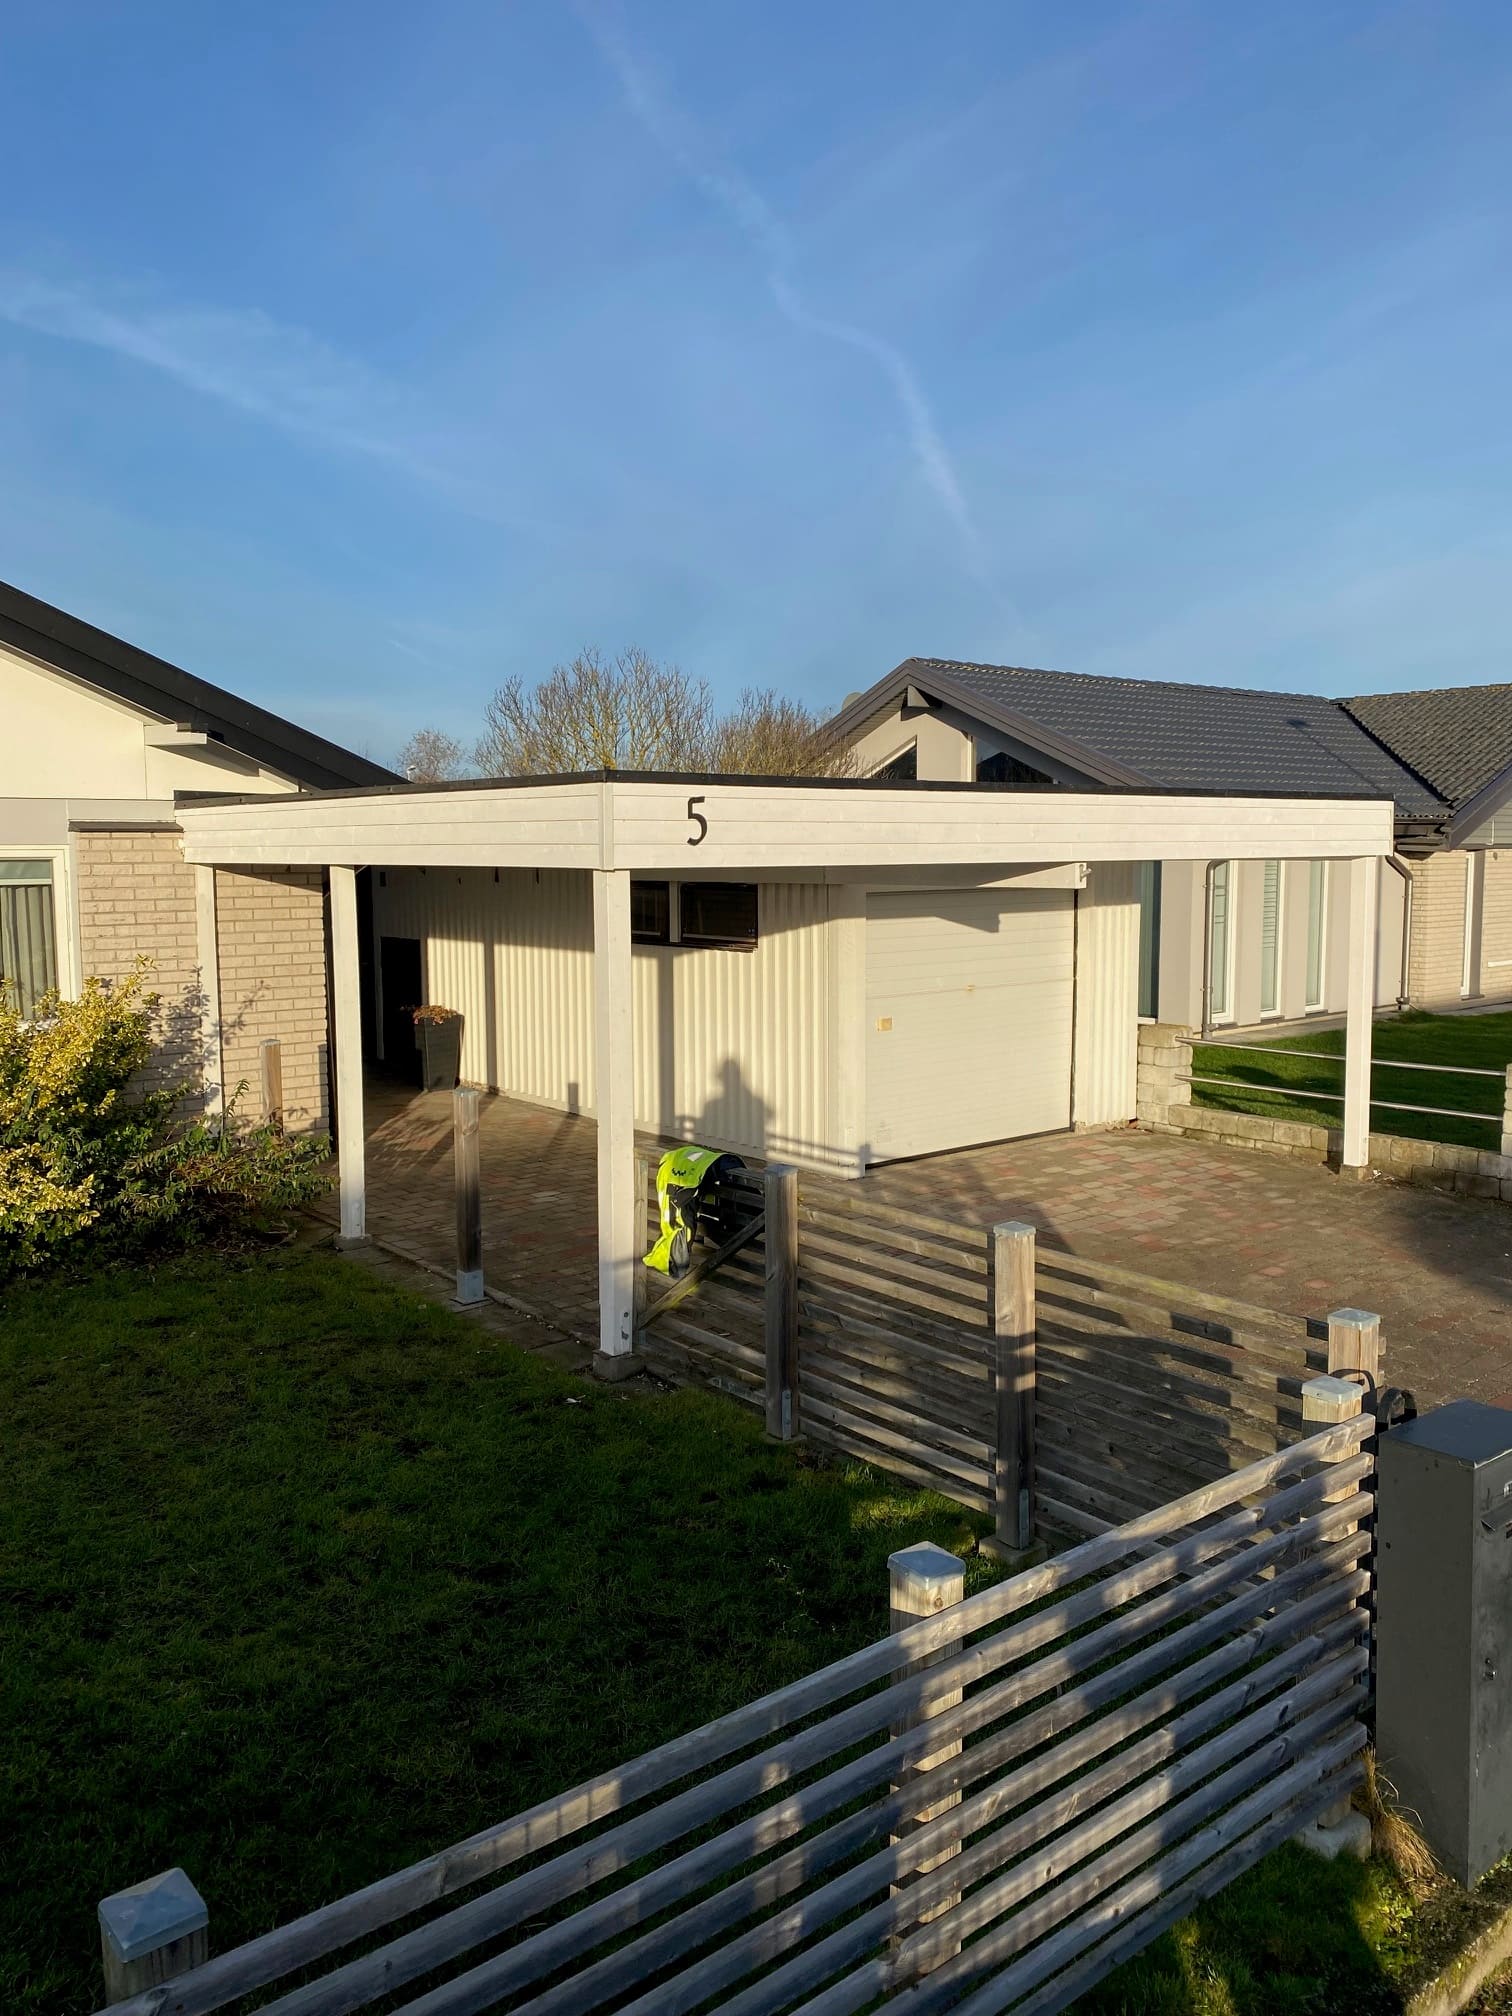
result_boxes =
[1194,1009,1512,1150]
[1,1246,991,2014]
[0,1245,1470,2016]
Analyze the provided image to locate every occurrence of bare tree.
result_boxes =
[475,648,717,776]
[396,727,468,784]
[710,689,857,778]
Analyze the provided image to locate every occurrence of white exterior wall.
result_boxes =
[1153,854,1406,1029]
[372,867,843,1169]
[1074,862,1140,1126]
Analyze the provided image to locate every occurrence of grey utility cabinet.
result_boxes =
[1375,1400,1512,1888]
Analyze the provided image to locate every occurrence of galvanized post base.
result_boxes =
[979,1534,1049,1571]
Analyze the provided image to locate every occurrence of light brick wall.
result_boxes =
[214,866,330,1135]
[1480,850,1512,1004]
[1407,851,1469,1010]
[75,827,206,1101]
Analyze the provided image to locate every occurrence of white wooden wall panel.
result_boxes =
[373,869,838,1167]
[1073,862,1140,1128]
[864,890,1074,1160]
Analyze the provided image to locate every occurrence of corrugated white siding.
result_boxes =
[1073,862,1139,1128]
[372,869,837,1165]
[865,889,1075,1159]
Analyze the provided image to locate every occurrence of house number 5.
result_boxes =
[686,795,708,846]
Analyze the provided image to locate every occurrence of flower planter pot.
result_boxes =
[415,1013,462,1092]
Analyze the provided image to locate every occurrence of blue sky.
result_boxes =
[2,0,1509,764]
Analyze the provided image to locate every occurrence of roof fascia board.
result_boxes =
[827,658,1153,791]
[1446,760,1512,846]
[0,585,399,790]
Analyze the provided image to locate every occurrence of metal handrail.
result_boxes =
[1199,1039,1504,1080]
[1189,1073,1499,1126]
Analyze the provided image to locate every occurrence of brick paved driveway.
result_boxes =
[326,1081,1512,1409]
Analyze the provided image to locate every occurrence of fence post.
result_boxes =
[987,1221,1038,1563]
[1295,1375,1373,1859]
[888,1542,965,1963]
[99,1868,208,2005]
[1327,1307,1381,1384]
[259,1036,283,1131]
[1502,1064,1512,1159]
[453,1087,483,1306]
[764,1164,800,1441]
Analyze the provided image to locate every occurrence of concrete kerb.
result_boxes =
[1404,1893,1512,2016]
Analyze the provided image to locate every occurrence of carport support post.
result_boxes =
[1341,855,1379,1173]
[329,864,366,1243]
[985,1221,1040,1565]
[453,1087,484,1306]
[592,869,640,1376]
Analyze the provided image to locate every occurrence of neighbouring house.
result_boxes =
[0,579,396,1126]
[172,771,1394,1364]
[1343,684,1512,1011]
[829,660,1512,1030]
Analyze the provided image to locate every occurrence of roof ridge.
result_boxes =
[914,656,1338,710]
[1345,683,1512,704]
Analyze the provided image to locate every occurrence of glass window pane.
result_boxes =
[1306,861,1327,1008]
[1136,861,1161,1020]
[0,857,52,885]
[1209,862,1231,1020]
[1260,860,1281,1015]
[680,882,758,949]
[1,876,57,1017]
[631,880,670,944]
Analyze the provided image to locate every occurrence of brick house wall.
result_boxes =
[1408,849,1512,1010]
[214,866,331,1134]
[74,826,206,1100]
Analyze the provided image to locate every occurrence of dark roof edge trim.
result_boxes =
[825,660,1154,790]
[1446,760,1512,845]
[0,579,401,792]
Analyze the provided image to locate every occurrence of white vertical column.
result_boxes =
[593,867,637,1367]
[193,864,224,1117]
[329,864,366,1241]
[1342,856,1379,1171]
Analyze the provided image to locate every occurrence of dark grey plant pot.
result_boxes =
[416,1014,462,1092]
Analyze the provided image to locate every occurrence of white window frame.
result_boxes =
[1461,851,1483,998]
[1304,859,1329,1011]
[1208,860,1236,1025]
[1259,859,1284,1018]
[0,842,77,1008]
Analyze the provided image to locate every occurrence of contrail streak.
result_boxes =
[575,1,992,582]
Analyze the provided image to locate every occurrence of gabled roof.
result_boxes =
[831,658,1448,821]
[0,578,399,792]
[1342,685,1512,813]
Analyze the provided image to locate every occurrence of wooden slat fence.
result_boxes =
[96,1412,1375,2016]
[633,1168,1381,1553]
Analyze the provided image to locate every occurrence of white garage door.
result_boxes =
[865,889,1074,1161]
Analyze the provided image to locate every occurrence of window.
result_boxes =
[976,750,1052,786]
[1136,861,1161,1020]
[1259,860,1283,1016]
[1305,860,1328,1010]
[679,882,758,950]
[0,858,57,1018]
[872,744,917,781]
[1462,852,1483,998]
[631,880,671,945]
[1208,861,1234,1023]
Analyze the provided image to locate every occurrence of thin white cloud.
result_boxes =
[0,269,532,527]
[575,2,993,585]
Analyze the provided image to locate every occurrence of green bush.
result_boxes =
[0,966,329,1278]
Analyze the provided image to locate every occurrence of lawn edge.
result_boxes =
[1405,1896,1512,2016]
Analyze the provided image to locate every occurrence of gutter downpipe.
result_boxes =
[1200,858,1222,1039]
[1383,854,1412,1012]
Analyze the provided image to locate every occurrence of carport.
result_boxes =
[175,771,1393,1369]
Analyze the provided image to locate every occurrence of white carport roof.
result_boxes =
[175,772,1393,1367]
[176,769,1394,870]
